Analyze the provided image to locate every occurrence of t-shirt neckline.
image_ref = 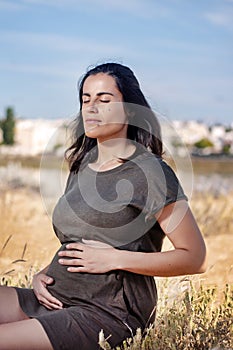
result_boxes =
[84,145,148,175]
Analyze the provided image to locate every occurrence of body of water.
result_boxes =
[0,159,233,197]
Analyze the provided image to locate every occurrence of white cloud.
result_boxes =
[20,0,172,19]
[0,62,74,78]
[204,8,233,30]
[0,30,130,79]
[0,30,123,55]
[22,0,76,7]
[0,0,25,11]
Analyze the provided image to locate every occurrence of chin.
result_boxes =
[84,125,100,138]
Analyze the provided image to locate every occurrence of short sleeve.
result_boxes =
[141,157,188,220]
[64,171,76,193]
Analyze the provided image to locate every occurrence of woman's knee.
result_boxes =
[0,318,53,350]
[0,286,28,323]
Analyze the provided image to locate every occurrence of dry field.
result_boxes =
[190,191,233,287]
[0,186,232,288]
[0,187,60,278]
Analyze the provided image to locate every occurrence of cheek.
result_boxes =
[81,107,88,118]
[104,105,127,124]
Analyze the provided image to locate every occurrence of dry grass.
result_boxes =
[0,187,59,277]
[190,192,233,238]
[191,191,233,287]
[98,282,233,350]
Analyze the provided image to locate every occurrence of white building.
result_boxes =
[0,118,70,156]
[209,125,226,153]
[172,120,209,145]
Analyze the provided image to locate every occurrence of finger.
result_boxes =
[65,242,84,250]
[58,250,82,258]
[58,258,83,266]
[40,297,63,310]
[44,293,63,307]
[43,276,54,285]
[40,299,63,310]
[37,289,63,308]
[40,302,54,310]
[67,266,88,273]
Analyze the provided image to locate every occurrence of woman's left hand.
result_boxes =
[58,239,118,273]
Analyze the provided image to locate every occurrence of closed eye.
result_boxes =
[100,100,110,103]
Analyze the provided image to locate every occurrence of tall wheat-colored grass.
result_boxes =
[98,282,233,350]
[190,191,233,238]
[0,187,59,277]
[0,189,28,276]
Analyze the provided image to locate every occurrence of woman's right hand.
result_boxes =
[32,272,63,310]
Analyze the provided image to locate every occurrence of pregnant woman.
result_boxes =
[0,62,206,350]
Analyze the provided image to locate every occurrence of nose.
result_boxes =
[88,105,98,113]
[83,101,98,113]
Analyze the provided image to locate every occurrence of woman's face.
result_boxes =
[81,73,128,142]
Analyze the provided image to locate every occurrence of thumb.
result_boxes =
[44,275,54,284]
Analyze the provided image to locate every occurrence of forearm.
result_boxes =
[57,203,207,276]
[115,248,206,277]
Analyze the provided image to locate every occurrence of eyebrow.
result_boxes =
[82,92,114,97]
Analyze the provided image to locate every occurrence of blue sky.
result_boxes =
[0,0,232,125]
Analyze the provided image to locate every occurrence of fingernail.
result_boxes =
[58,259,63,264]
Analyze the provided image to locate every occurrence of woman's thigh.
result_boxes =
[0,286,28,323]
[0,318,53,350]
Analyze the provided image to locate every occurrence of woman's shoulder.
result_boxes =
[64,170,78,192]
[134,148,172,173]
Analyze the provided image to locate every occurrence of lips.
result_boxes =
[85,118,102,124]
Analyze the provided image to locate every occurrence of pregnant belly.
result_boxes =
[46,244,124,308]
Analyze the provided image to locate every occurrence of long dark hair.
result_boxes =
[66,62,163,172]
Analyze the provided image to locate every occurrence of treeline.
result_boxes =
[0,107,16,145]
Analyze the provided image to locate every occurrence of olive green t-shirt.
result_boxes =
[47,146,187,329]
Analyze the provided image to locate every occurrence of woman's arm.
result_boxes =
[115,200,207,276]
[58,200,207,277]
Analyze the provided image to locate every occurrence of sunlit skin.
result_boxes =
[82,73,128,142]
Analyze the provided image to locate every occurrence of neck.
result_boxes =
[96,138,135,164]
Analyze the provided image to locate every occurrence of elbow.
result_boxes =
[198,254,208,274]
[187,259,207,276]
[191,247,208,275]
[197,260,207,274]
[198,243,208,273]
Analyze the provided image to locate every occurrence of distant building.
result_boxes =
[172,120,209,145]
[0,118,70,156]
[209,124,226,153]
